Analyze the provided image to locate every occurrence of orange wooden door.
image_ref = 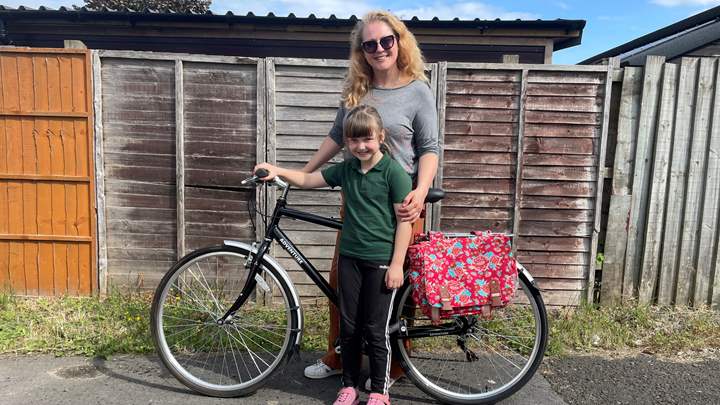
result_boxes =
[0,48,96,296]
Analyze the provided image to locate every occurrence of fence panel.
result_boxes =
[95,51,261,292]
[266,58,346,300]
[604,56,720,308]
[0,47,96,296]
[440,63,612,306]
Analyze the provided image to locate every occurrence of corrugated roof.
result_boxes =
[0,5,585,30]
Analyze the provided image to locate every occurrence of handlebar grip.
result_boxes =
[254,168,270,178]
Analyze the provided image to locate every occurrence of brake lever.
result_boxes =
[241,176,261,185]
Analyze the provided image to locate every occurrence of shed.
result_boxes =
[0,6,586,63]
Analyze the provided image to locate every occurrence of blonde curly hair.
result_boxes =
[342,10,428,108]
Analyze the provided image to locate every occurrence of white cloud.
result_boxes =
[553,1,570,10]
[651,0,720,6]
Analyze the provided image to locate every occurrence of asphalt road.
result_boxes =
[2,351,718,404]
[0,352,564,404]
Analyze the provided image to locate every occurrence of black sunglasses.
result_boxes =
[361,35,396,54]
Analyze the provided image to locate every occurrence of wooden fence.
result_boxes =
[602,56,720,309]
[91,51,612,306]
[0,47,96,296]
[93,51,261,292]
[437,63,612,306]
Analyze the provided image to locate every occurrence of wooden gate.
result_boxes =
[0,48,96,296]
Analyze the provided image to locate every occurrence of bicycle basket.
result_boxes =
[406,231,518,322]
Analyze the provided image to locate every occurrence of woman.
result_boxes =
[301,10,439,393]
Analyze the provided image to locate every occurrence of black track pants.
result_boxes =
[338,254,397,395]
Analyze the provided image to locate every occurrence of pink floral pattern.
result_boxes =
[407,231,518,319]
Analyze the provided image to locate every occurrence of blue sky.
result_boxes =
[6,0,720,63]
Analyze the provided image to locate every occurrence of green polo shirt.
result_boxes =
[321,153,412,262]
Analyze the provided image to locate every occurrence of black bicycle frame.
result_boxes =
[219,186,341,322]
[219,184,468,339]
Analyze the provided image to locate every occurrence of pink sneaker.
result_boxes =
[333,387,359,405]
[367,392,391,405]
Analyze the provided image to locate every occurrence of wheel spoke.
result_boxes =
[394,271,547,402]
[152,249,293,395]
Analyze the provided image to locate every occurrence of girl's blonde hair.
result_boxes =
[342,10,428,108]
[343,105,384,139]
[343,105,392,155]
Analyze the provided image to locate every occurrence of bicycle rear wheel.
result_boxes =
[150,245,298,397]
[392,267,547,404]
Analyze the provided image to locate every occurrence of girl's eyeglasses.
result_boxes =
[361,35,396,54]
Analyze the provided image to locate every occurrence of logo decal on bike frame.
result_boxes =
[279,237,305,266]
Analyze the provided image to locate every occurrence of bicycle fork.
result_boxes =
[217,239,273,324]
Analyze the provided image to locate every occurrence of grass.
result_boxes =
[546,302,720,356]
[0,290,154,358]
[0,290,718,358]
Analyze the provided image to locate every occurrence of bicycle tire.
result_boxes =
[150,245,300,397]
[392,267,548,404]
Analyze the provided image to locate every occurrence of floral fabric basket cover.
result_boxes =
[406,231,518,322]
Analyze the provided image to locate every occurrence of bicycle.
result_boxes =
[150,169,548,405]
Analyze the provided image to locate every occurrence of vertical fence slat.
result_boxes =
[432,62,447,231]
[175,59,185,259]
[92,51,108,295]
[623,55,665,301]
[254,59,268,304]
[696,59,720,307]
[638,62,678,304]
[256,59,267,241]
[588,60,615,303]
[602,67,643,305]
[511,70,528,257]
[658,58,698,305]
[677,57,715,306]
[266,58,277,239]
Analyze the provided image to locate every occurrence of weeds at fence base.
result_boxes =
[1,291,718,358]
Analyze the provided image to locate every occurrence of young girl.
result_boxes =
[255,105,412,405]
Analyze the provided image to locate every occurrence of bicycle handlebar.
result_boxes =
[241,168,289,189]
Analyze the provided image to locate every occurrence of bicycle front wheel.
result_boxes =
[392,267,548,404]
[150,245,298,397]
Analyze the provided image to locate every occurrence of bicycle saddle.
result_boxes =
[425,188,445,204]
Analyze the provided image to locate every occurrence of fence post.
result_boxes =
[511,70,528,259]
[431,61,447,231]
[174,59,186,259]
[92,50,108,296]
